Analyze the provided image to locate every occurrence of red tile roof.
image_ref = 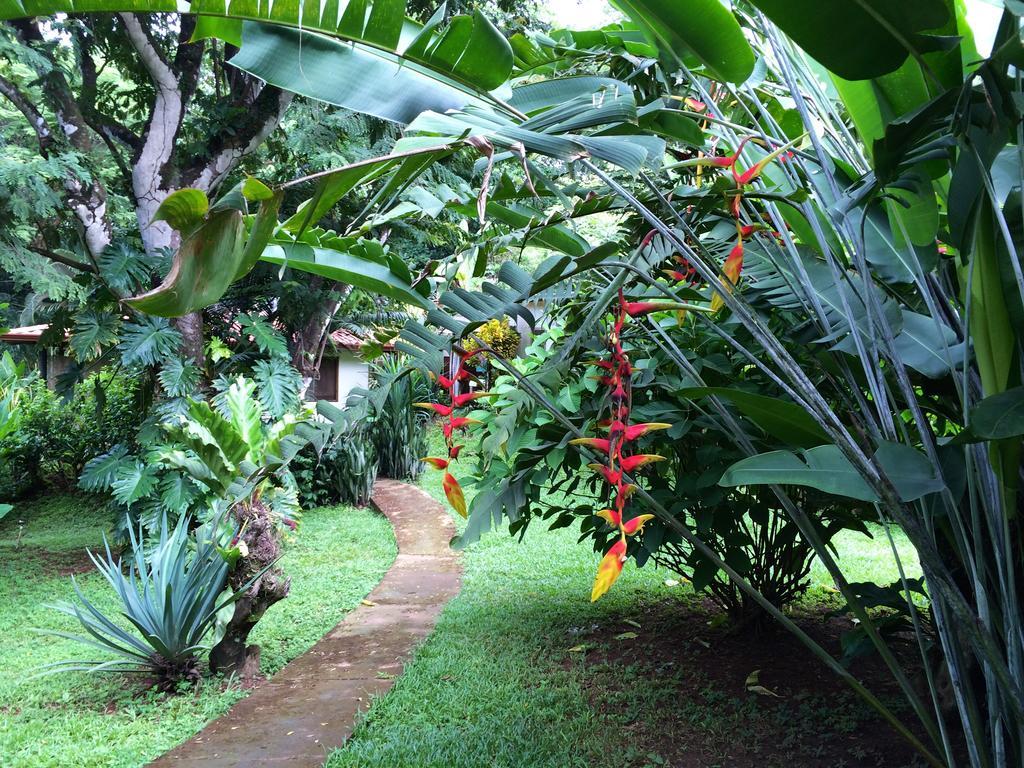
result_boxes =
[330,328,395,352]
[0,324,49,343]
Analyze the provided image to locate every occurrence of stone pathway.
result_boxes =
[150,479,461,767]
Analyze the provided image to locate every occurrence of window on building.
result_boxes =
[312,357,339,401]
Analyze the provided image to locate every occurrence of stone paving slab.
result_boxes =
[149,479,460,767]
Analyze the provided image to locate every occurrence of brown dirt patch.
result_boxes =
[570,599,944,768]
[9,547,97,577]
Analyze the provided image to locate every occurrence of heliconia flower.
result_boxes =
[621,514,655,536]
[442,417,481,440]
[569,437,612,454]
[662,268,692,283]
[708,155,736,167]
[738,224,759,238]
[732,136,803,186]
[448,443,464,459]
[596,508,622,527]
[723,240,744,284]
[442,472,467,518]
[614,422,672,441]
[616,483,638,503]
[421,457,449,470]
[588,463,622,486]
[591,539,627,601]
[730,194,742,219]
[683,97,707,112]
[711,240,745,313]
[619,454,666,473]
[451,391,494,407]
[415,402,453,417]
[621,300,691,318]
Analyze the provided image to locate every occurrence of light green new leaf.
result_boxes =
[224,377,264,458]
[152,189,209,235]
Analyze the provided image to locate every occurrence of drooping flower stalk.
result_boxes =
[570,291,671,601]
[418,350,489,518]
[663,136,800,309]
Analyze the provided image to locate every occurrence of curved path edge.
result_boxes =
[149,479,461,767]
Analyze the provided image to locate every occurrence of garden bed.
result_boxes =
[326,433,927,768]
[0,493,396,768]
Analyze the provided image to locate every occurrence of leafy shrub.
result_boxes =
[293,426,378,508]
[0,370,140,499]
[80,376,306,537]
[369,356,429,480]
[43,514,247,690]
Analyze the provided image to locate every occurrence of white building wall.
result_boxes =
[336,350,369,404]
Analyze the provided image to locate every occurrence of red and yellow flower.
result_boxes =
[577,292,671,602]
[421,352,491,518]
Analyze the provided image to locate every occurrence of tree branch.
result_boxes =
[0,72,54,155]
[184,84,293,193]
[28,245,97,274]
[10,18,113,259]
[118,13,176,92]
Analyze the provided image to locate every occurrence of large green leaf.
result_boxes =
[749,0,950,80]
[229,22,499,125]
[260,242,432,310]
[0,0,174,13]
[509,76,627,115]
[889,310,966,379]
[955,386,1024,443]
[611,0,755,83]
[127,187,282,317]
[720,442,945,502]
[395,100,664,176]
[282,147,452,235]
[127,210,245,317]
[0,1,514,106]
[678,387,829,448]
[70,310,121,362]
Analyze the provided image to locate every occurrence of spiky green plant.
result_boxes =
[41,514,248,690]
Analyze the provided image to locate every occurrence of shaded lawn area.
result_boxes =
[0,494,396,768]
[328,430,928,768]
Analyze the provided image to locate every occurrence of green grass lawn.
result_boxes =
[0,494,396,768]
[326,429,925,768]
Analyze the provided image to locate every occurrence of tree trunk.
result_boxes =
[209,498,290,678]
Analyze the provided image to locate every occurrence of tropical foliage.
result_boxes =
[43,513,249,689]
[2,0,1024,766]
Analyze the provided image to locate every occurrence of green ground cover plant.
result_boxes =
[0,494,395,768]
[326,428,924,768]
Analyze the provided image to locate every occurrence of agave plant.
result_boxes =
[42,514,246,690]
